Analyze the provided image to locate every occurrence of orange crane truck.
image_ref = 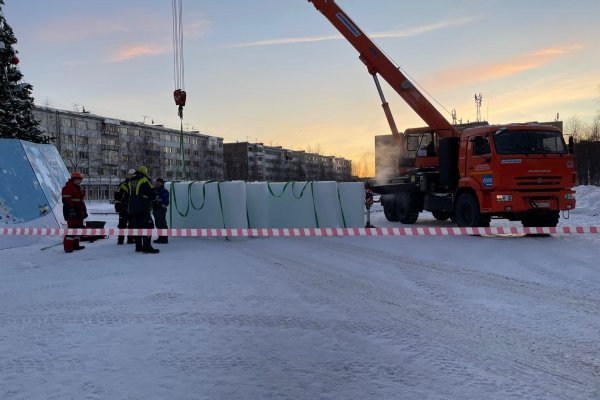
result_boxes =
[308,0,576,227]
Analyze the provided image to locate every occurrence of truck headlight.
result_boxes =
[496,195,512,202]
[565,193,576,200]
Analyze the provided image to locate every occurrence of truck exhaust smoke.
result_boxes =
[375,140,402,184]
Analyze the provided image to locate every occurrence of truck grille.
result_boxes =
[515,176,562,186]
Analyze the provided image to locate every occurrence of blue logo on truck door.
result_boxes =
[482,175,493,187]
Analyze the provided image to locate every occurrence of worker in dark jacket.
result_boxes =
[114,168,136,245]
[152,178,170,244]
[61,171,88,253]
[128,166,159,254]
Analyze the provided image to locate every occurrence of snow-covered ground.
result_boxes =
[1,186,600,399]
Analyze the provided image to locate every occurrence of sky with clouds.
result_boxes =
[4,0,600,175]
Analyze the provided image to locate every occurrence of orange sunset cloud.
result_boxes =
[426,44,584,89]
[108,44,169,63]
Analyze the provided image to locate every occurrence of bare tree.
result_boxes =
[352,160,369,178]
[590,115,600,141]
[127,133,158,175]
[62,121,90,173]
[567,114,600,186]
[565,116,589,141]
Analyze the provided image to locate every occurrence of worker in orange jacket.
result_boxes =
[62,171,88,253]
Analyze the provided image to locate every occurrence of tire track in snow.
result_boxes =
[303,239,600,392]
[0,356,86,375]
[240,244,543,398]
[0,270,127,304]
[241,239,598,399]
[0,312,394,337]
[324,239,600,313]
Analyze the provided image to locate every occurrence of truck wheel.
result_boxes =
[401,211,419,224]
[546,212,560,227]
[395,192,419,224]
[383,203,399,221]
[382,195,399,222]
[455,193,489,227]
[432,211,450,221]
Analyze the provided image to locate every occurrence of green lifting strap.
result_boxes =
[216,182,227,229]
[336,185,348,228]
[246,204,251,228]
[190,180,218,210]
[172,180,219,217]
[168,180,227,230]
[170,180,191,218]
[216,181,231,241]
[169,183,173,227]
[267,181,292,197]
[267,181,320,228]
[267,181,312,199]
[168,180,340,230]
[310,181,320,228]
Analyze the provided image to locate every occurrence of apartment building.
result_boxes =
[224,142,352,182]
[33,106,224,199]
[31,106,353,199]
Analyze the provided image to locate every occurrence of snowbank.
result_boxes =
[573,185,600,217]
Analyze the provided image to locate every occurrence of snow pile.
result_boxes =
[574,185,600,217]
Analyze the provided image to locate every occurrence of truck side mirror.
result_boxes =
[568,136,574,154]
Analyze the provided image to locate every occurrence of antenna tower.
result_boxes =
[474,93,483,122]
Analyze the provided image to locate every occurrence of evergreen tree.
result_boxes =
[0,0,51,143]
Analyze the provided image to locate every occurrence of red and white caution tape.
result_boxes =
[0,226,598,237]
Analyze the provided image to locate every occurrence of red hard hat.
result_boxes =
[71,171,83,179]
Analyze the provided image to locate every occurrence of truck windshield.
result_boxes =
[494,130,567,155]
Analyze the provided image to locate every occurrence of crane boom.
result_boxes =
[308,0,459,138]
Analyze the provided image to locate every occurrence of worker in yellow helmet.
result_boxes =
[128,166,159,254]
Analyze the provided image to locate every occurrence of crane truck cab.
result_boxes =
[453,123,576,227]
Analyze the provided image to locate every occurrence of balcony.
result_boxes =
[101,144,119,152]
[102,129,120,137]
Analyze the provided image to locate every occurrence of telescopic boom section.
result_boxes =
[308,0,459,138]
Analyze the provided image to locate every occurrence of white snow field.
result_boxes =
[1,186,600,399]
